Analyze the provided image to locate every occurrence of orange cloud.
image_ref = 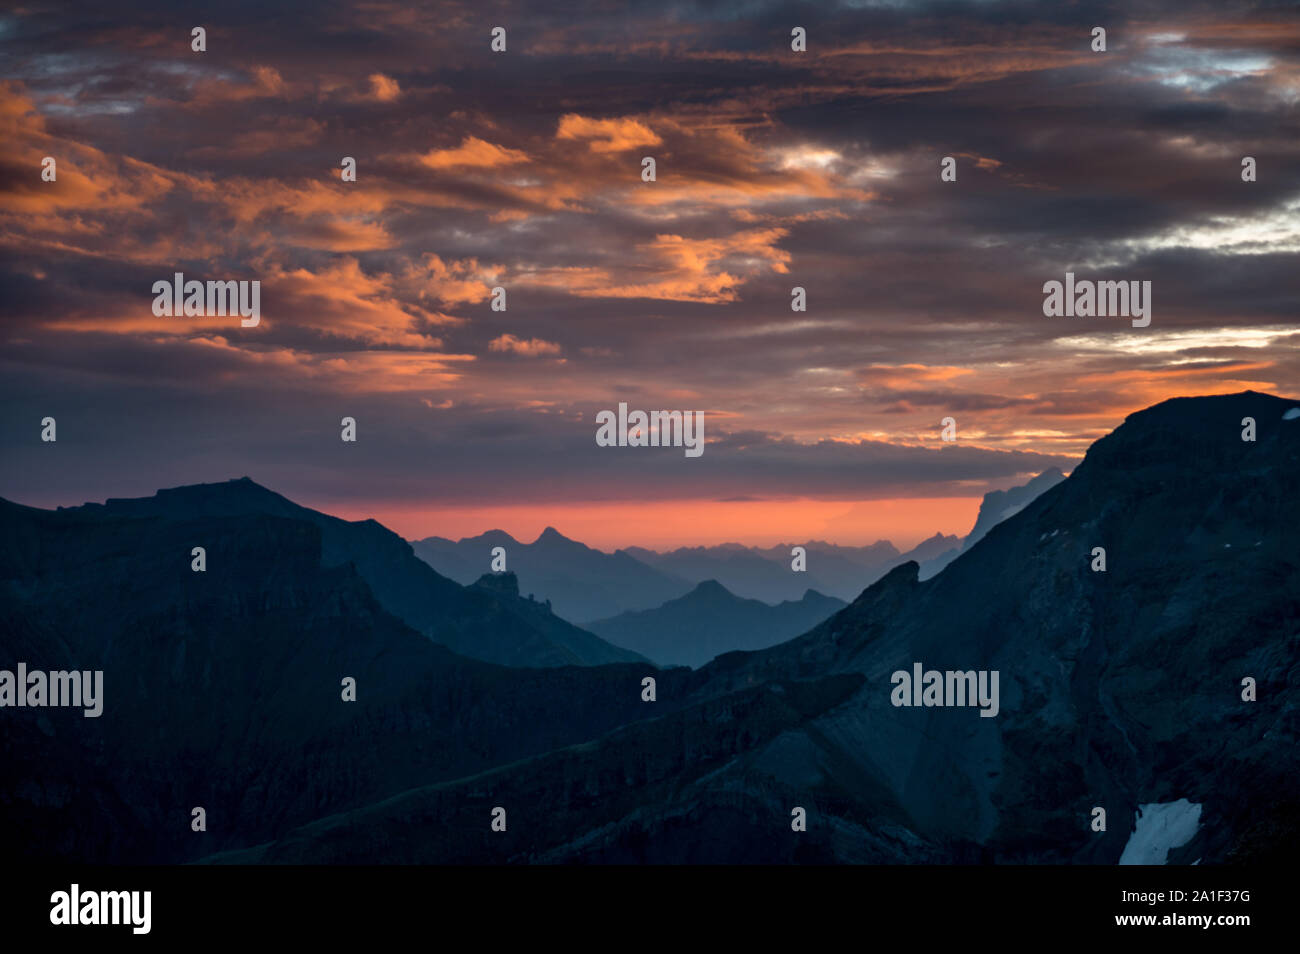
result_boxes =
[0,82,179,217]
[403,254,498,306]
[185,337,476,392]
[265,258,448,347]
[859,364,978,388]
[488,334,562,357]
[277,217,396,252]
[190,65,290,105]
[556,114,662,153]
[367,73,401,102]
[519,227,789,303]
[419,136,530,170]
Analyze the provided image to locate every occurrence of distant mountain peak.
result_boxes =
[535,526,573,544]
[961,468,1068,552]
[475,528,518,546]
[690,579,732,597]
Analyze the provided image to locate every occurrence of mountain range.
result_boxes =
[623,533,959,605]
[412,528,692,623]
[587,580,847,668]
[206,391,1300,864]
[413,525,961,621]
[32,478,644,669]
[412,474,1065,624]
[3,391,1297,865]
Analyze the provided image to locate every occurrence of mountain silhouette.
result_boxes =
[624,534,959,603]
[918,467,1067,579]
[0,491,672,863]
[412,527,692,623]
[62,478,642,668]
[3,391,1297,865]
[416,524,959,618]
[196,391,1300,863]
[588,580,846,668]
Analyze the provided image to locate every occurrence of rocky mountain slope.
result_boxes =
[588,580,846,668]
[71,478,641,668]
[0,496,672,863]
[202,391,1300,864]
[413,527,693,623]
[917,467,1066,579]
[4,391,1296,865]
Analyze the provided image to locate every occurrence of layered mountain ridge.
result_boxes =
[588,579,847,668]
[3,391,1297,864]
[203,391,1300,864]
[69,478,642,669]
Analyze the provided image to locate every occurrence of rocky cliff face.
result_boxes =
[469,570,650,665]
[917,467,1066,579]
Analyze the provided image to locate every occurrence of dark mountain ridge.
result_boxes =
[4,391,1296,865]
[199,391,1300,864]
[413,527,692,623]
[588,579,846,668]
[0,495,669,863]
[68,478,641,668]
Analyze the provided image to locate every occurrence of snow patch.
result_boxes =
[1119,799,1202,865]
[1283,408,1300,421]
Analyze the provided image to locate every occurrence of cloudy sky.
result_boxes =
[2,0,1297,548]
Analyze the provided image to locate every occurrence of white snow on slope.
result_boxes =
[1283,408,1300,420]
[1119,799,1202,865]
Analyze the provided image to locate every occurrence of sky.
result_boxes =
[1,0,1297,549]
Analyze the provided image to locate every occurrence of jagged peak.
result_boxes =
[920,531,957,542]
[534,526,573,545]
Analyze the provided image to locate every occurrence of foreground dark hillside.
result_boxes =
[2,391,1296,864]
[0,499,670,863]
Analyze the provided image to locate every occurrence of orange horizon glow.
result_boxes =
[321,495,987,551]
